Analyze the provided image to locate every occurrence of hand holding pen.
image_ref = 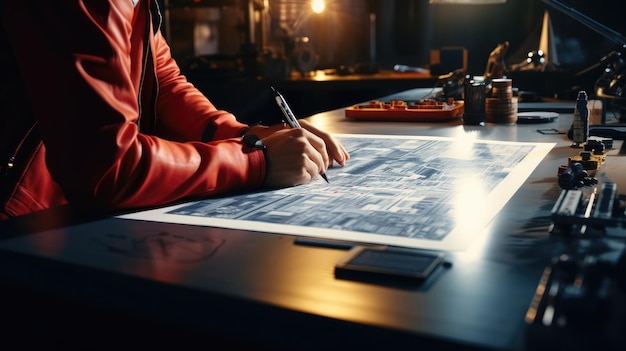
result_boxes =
[272,87,330,182]
[243,88,349,187]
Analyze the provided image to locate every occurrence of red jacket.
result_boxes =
[0,0,265,219]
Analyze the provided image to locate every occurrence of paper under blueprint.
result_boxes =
[120,134,554,251]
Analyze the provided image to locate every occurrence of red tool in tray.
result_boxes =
[345,98,464,122]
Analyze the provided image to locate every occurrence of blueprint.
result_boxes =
[120,134,554,251]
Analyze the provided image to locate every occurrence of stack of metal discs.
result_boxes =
[486,78,517,124]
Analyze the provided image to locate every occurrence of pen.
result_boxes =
[271,86,329,183]
[293,237,355,250]
[294,237,392,252]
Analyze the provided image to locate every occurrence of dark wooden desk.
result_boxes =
[1,90,625,350]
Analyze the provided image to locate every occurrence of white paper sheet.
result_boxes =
[120,134,554,251]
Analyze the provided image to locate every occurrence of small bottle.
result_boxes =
[462,79,486,126]
[571,91,589,147]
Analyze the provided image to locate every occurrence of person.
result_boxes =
[0,0,349,220]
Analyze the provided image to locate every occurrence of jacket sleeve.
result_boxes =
[151,27,249,143]
[4,0,265,211]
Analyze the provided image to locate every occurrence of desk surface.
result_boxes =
[1,89,625,350]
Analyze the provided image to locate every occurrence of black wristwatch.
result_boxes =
[243,134,266,151]
[243,134,268,163]
[243,135,268,183]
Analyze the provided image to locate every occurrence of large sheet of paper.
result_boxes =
[120,134,554,251]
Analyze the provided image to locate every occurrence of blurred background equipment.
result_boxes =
[536,0,626,116]
[161,0,626,123]
[483,41,508,81]
[166,0,372,79]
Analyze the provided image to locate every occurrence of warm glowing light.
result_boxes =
[311,0,325,14]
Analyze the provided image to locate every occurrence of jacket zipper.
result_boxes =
[136,1,151,131]
[4,121,38,177]
[137,0,162,133]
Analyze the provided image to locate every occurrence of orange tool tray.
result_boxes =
[345,99,465,122]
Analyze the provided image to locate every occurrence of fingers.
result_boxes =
[247,119,350,167]
[249,119,349,188]
[298,119,350,166]
[301,129,330,170]
[329,141,350,167]
[261,129,326,187]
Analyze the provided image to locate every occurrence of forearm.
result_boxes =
[152,32,248,142]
